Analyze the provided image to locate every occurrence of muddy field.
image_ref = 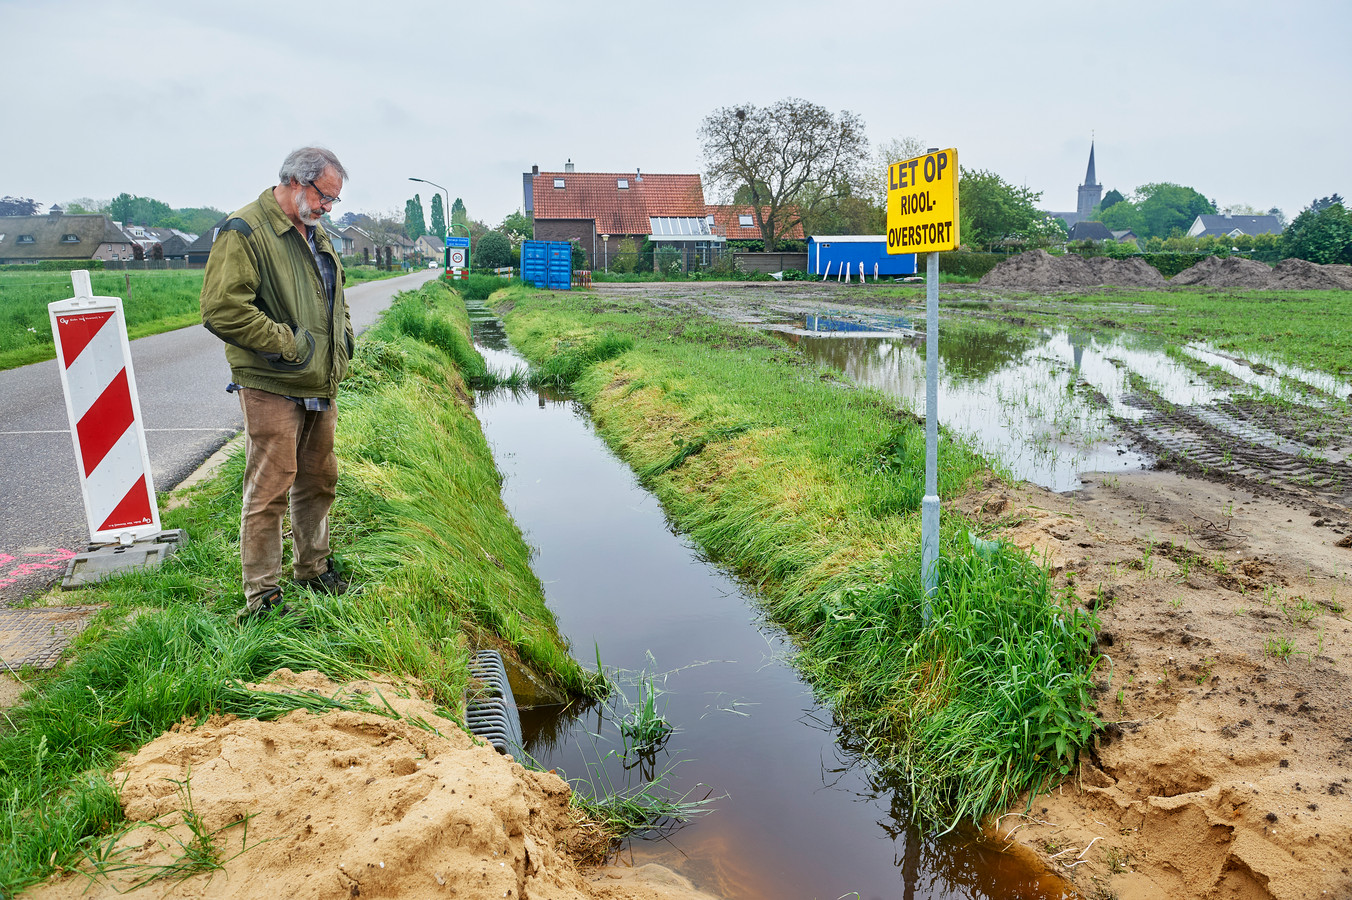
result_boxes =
[591,281,1352,899]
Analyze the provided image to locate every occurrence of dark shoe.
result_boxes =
[297,559,348,595]
[235,587,294,623]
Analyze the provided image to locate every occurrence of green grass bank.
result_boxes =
[499,287,1101,830]
[0,280,596,894]
[0,266,402,371]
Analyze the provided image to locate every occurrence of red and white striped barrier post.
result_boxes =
[49,271,160,545]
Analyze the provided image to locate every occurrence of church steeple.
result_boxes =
[1077,140,1102,220]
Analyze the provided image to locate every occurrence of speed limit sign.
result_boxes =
[449,248,466,266]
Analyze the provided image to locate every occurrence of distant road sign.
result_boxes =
[886,148,959,254]
[446,236,470,248]
[448,248,467,267]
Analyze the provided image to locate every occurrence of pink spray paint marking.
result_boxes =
[0,548,78,589]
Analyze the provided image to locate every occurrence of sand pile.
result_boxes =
[979,250,1100,289]
[1271,257,1352,290]
[31,671,721,900]
[981,250,1167,289]
[1085,255,1169,287]
[1169,255,1277,288]
[982,250,1352,291]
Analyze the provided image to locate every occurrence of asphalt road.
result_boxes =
[0,268,439,601]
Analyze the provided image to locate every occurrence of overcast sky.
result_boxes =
[4,0,1347,227]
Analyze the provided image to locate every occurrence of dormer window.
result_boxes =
[617,179,628,189]
[738,215,754,227]
[553,178,566,188]
[61,233,81,243]
[17,234,35,244]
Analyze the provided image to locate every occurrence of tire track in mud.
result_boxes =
[1114,382,1352,510]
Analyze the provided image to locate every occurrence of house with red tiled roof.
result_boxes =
[705,205,805,244]
[524,162,724,269]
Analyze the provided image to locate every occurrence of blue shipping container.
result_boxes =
[806,236,916,277]
[521,240,572,290]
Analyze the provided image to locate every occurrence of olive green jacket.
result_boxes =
[200,188,353,399]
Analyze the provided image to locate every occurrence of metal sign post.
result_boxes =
[886,148,960,619]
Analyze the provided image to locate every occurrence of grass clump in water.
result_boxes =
[0,279,599,895]
[500,287,1101,828]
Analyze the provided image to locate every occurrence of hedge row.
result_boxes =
[0,259,107,272]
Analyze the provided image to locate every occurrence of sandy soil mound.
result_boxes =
[1170,255,1277,288]
[31,671,721,900]
[1271,257,1352,290]
[957,474,1352,900]
[980,251,1167,290]
[1086,256,1169,287]
[979,250,1101,290]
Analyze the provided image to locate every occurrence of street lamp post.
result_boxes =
[601,233,609,273]
[408,176,450,270]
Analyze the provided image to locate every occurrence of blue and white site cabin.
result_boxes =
[806,235,917,278]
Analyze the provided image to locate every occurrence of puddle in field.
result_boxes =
[772,312,1352,494]
[468,312,1069,900]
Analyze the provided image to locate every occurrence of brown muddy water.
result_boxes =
[468,313,1069,900]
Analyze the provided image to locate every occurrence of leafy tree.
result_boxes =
[429,194,446,239]
[1097,198,1142,233]
[108,193,177,227]
[451,197,468,227]
[474,230,512,269]
[404,194,426,240]
[800,186,883,235]
[1135,183,1215,239]
[498,209,532,242]
[1309,194,1345,213]
[0,196,41,216]
[700,97,868,251]
[957,168,1047,249]
[151,243,164,261]
[63,198,105,215]
[1099,189,1125,212]
[1282,202,1352,264]
[174,207,225,235]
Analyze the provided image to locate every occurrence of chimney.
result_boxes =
[532,164,539,175]
[565,159,574,173]
[635,167,642,182]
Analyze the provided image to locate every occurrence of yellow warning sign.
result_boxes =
[886,148,959,254]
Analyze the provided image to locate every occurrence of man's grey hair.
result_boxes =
[278,147,348,186]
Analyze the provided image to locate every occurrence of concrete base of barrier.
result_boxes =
[61,529,188,589]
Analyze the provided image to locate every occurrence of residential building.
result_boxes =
[1186,214,1284,239]
[705,205,805,244]
[0,214,137,264]
[414,234,444,259]
[524,162,722,268]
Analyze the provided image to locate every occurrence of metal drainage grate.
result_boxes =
[464,649,523,756]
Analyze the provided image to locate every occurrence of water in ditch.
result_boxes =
[468,312,1070,900]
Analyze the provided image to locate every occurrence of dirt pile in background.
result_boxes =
[1086,256,1169,287]
[979,250,1100,290]
[981,249,1352,291]
[1271,257,1352,290]
[30,671,721,900]
[980,251,1167,289]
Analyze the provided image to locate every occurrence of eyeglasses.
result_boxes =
[306,180,341,207]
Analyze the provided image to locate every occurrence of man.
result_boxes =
[201,147,354,617]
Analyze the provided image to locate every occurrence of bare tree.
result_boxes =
[700,98,868,250]
[871,136,928,208]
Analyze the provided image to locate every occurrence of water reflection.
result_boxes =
[468,310,1070,900]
